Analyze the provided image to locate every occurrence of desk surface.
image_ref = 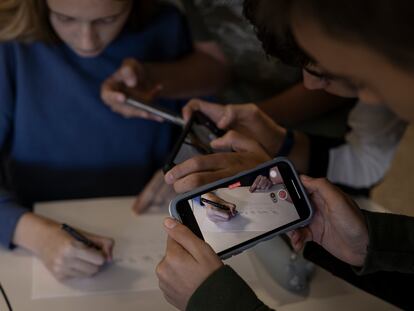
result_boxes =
[0,197,397,311]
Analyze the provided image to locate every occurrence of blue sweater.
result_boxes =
[0,6,191,248]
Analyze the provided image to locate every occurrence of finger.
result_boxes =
[258,176,269,189]
[59,267,91,280]
[208,208,230,219]
[101,79,126,106]
[300,175,344,203]
[73,246,107,265]
[165,235,190,259]
[216,103,261,130]
[182,99,225,125]
[163,218,206,261]
[133,194,151,214]
[85,235,115,262]
[120,58,141,87]
[216,104,236,129]
[133,170,165,214]
[67,258,101,276]
[208,214,230,223]
[291,227,313,251]
[147,83,164,99]
[172,170,231,193]
[250,176,262,192]
[164,153,231,185]
[211,130,266,154]
[222,201,236,210]
[287,230,304,252]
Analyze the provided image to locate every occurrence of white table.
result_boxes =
[0,197,397,311]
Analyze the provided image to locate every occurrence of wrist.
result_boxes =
[275,128,294,157]
[267,126,287,157]
[13,213,59,255]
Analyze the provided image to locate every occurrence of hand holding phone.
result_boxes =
[101,58,163,119]
[169,158,313,259]
[164,130,272,193]
[182,99,287,157]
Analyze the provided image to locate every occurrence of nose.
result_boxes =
[357,88,382,105]
[78,23,99,52]
[303,69,329,90]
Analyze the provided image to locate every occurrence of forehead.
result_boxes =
[46,0,128,18]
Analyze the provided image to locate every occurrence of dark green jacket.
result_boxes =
[187,210,414,311]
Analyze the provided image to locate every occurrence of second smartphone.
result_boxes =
[169,158,313,259]
[163,111,226,173]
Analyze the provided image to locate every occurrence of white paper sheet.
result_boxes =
[32,197,167,299]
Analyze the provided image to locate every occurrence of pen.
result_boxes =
[61,223,102,250]
[200,197,230,211]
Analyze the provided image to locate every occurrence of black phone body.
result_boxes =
[169,158,313,259]
[163,111,226,173]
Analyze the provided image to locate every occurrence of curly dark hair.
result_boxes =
[243,0,414,71]
[243,0,309,67]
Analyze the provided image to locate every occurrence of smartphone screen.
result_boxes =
[173,159,312,257]
[164,112,225,172]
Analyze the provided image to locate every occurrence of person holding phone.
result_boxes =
[156,0,414,310]
[0,0,193,281]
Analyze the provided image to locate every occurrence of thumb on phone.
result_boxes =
[163,218,206,260]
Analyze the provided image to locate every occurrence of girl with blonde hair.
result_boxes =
[0,0,196,281]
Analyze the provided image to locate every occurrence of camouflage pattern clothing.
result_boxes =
[181,0,301,103]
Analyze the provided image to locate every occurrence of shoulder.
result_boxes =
[150,3,187,29]
[0,41,19,72]
[141,3,192,54]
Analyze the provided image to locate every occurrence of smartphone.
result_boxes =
[169,158,313,259]
[163,111,226,173]
[125,98,185,127]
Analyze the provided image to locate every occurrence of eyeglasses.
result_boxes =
[0,282,13,311]
[303,66,359,93]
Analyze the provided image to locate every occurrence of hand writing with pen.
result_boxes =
[200,192,237,223]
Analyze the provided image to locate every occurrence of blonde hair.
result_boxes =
[0,0,56,42]
[0,0,157,43]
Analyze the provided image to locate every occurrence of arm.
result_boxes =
[325,102,406,188]
[145,42,230,99]
[157,218,275,311]
[259,83,351,126]
[357,210,414,275]
[101,45,230,119]
[0,192,29,249]
[101,5,230,118]
[0,44,29,249]
[187,265,275,311]
[0,45,114,281]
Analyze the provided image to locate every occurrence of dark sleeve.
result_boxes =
[306,134,344,178]
[356,210,414,275]
[0,44,30,249]
[187,265,275,311]
[306,134,370,196]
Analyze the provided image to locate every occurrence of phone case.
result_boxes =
[169,157,314,260]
